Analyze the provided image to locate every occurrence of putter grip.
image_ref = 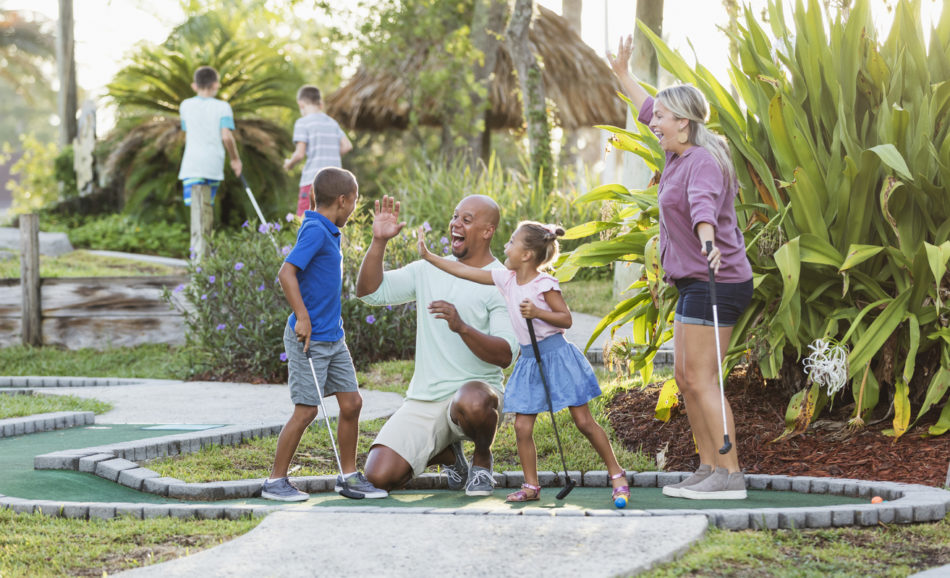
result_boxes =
[705,241,717,303]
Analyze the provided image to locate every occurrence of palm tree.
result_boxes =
[0,8,54,93]
[103,11,301,227]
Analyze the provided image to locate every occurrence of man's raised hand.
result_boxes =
[373,195,406,241]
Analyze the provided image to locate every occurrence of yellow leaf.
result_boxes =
[891,380,911,439]
[654,378,680,423]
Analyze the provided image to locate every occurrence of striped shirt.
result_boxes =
[293,113,346,188]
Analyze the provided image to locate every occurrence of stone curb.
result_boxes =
[0,376,176,388]
[0,411,95,438]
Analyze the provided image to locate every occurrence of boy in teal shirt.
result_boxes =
[178,66,242,205]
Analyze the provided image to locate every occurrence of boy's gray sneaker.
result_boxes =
[335,472,388,499]
[679,467,747,500]
[465,464,496,496]
[261,477,309,502]
[662,464,714,498]
[444,441,469,491]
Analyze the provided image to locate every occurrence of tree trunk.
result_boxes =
[560,0,583,172]
[632,0,663,86]
[467,0,508,163]
[506,0,553,191]
[56,0,78,147]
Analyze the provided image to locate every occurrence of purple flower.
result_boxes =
[273,222,282,232]
[258,223,270,234]
[216,324,226,331]
[201,294,207,300]
[422,221,432,233]
[234,262,244,271]
[365,315,376,324]
[285,213,294,222]
[208,275,216,283]
[226,282,231,287]
[442,247,449,254]
[281,245,291,256]
[242,220,250,228]
[440,236,449,245]
[280,352,288,362]
[196,266,202,273]
[238,323,245,330]
[386,305,392,310]
[173,284,185,293]
[257,284,266,291]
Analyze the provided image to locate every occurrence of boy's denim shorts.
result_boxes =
[283,322,358,406]
[674,278,754,327]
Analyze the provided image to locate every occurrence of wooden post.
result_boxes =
[190,184,213,261]
[20,214,41,346]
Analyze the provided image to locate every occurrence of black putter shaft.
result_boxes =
[706,241,733,455]
[526,318,575,499]
[305,349,363,499]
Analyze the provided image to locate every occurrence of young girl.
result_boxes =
[418,221,630,504]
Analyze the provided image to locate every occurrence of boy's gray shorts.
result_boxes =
[284,322,358,406]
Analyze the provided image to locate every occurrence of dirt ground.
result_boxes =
[607,365,950,487]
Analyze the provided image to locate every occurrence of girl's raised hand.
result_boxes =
[416,226,432,259]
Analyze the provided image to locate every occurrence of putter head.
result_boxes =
[555,479,575,500]
[719,434,733,455]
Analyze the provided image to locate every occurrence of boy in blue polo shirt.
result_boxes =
[262,167,386,501]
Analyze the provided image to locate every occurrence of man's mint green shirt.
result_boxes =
[360,258,518,401]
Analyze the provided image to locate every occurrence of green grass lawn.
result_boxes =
[146,360,655,481]
[0,392,112,419]
[560,278,614,317]
[642,518,950,577]
[0,509,259,578]
[0,250,184,279]
[0,344,192,380]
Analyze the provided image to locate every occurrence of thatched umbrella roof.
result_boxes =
[325,6,626,131]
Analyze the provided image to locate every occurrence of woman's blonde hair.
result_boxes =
[656,84,737,189]
[517,221,565,269]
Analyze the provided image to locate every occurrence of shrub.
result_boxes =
[559,0,950,438]
[164,207,420,382]
[59,214,190,258]
[0,134,59,214]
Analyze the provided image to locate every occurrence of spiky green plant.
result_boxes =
[559,0,950,439]
[103,11,300,227]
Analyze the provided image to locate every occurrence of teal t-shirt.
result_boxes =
[178,96,235,181]
[360,258,518,401]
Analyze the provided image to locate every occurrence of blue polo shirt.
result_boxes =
[285,211,344,342]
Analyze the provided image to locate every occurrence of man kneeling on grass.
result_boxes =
[261,167,386,501]
[356,194,518,496]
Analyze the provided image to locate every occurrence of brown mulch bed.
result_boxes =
[607,365,950,487]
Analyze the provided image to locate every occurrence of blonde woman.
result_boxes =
[609,35,753,499]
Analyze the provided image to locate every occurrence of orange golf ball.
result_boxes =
[871,496,883,504]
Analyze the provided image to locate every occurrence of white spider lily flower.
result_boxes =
[802,339,849,397]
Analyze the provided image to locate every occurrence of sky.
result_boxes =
[3,0,945,133]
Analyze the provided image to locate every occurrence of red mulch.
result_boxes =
[607,365,950,487]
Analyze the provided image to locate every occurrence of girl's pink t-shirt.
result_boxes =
[491,269,566,346]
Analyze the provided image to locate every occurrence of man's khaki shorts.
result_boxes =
[373,392,503,477]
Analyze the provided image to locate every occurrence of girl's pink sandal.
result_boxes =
[610,470,630,501]
[506,483,541,502]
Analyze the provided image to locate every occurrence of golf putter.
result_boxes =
[305,348,363,499]
[526,318,576,499]
[706,241,733,455]
[240,175,280,252]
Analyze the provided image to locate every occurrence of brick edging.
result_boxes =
[0,411,94,438]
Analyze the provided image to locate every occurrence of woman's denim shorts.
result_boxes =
[674,278,754,327]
